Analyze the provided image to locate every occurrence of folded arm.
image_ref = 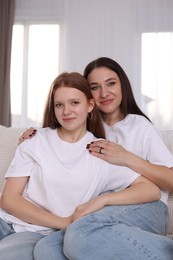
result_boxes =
[72,175,160,221]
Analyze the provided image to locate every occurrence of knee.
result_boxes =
[64,222,89,259]
[33,238,45,259]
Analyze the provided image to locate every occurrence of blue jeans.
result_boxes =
[0,218,66,260]
[1,201,173,259]
[64,201,173,260]
[33,230,68,260]
[0,218,44,260]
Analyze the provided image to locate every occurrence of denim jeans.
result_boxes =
[33,230,68,260]
[64,201,173,260]
[0,218,44,260]
[1,201,173,259]
[0,218,67,260]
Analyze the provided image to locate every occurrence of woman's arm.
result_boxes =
[1,177,72,229]
[19,130,173,191]
[87,140,173,192]
[72,175,160,221]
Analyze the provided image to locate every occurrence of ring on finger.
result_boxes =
[99,148,104,154]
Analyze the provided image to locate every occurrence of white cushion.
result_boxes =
[0,125,25,191]
[161,130,173,238]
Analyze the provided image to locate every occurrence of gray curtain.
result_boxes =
[0,0,15,127]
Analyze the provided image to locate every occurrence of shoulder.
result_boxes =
[85,131,101,142]
[19,127,54,148]
[127,114,161,137]
[125,114,151,127]
[125,114,158,133]
[36,127,54,137]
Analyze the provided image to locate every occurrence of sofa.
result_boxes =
[0,124,173,238]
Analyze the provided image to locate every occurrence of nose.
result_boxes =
[100,85,108,98]
[63,104,71,115]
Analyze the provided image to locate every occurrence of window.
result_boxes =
[141,32,173,130]
[10,24,59,127]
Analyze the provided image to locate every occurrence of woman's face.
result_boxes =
[54,86,94,133]
[87,67,123,119]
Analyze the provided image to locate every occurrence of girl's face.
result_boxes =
[87,67,123,121]
[54,86,94,135]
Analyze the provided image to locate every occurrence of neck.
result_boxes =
[57,128,87,143]
[102,111,124,126]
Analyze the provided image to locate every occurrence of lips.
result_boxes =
[100,99,113,105]
[62,118,75,122]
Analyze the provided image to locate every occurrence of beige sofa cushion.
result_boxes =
[0,125,25,191]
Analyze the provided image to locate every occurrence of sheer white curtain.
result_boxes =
[61,0,173,130]
[12,0,64,127]
[138,0,173,130]
[14,0,173,129]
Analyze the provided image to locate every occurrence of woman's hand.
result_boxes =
[86,139,130,166]
[87,140,173,191]
[18,127,37,144]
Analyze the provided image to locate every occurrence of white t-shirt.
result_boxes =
[0,128,139,234]
[104,114,173,206]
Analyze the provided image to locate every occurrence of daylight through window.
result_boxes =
[10,24,59,127]
[141,32,173,130]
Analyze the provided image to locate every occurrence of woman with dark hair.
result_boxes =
[83,57,173,191]
[63,58,173,259]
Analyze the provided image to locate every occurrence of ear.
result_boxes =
[88,98,95,113]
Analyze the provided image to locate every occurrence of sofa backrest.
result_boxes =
[0,125,26,191]
[160,130,173,237]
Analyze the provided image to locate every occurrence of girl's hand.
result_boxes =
[18,127,37,144]
[86,139,130,166]
[72,195,106,221]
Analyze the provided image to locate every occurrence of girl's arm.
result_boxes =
[87,140,173,192]
[1,177,72,229]
[72,175,160,221]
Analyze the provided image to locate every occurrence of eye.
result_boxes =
[107,81,116,87]
[71,101,80,105]
[55,103,63,108]
[90,85,100,91]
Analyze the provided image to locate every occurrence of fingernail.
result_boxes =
[29,134,32,137]
[89,150,92,153]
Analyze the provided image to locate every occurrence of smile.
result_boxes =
[100,99,113,105]
[62,118,75,122]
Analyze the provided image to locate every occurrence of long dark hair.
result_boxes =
[42,72,106,138]
[84,57,151,122]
